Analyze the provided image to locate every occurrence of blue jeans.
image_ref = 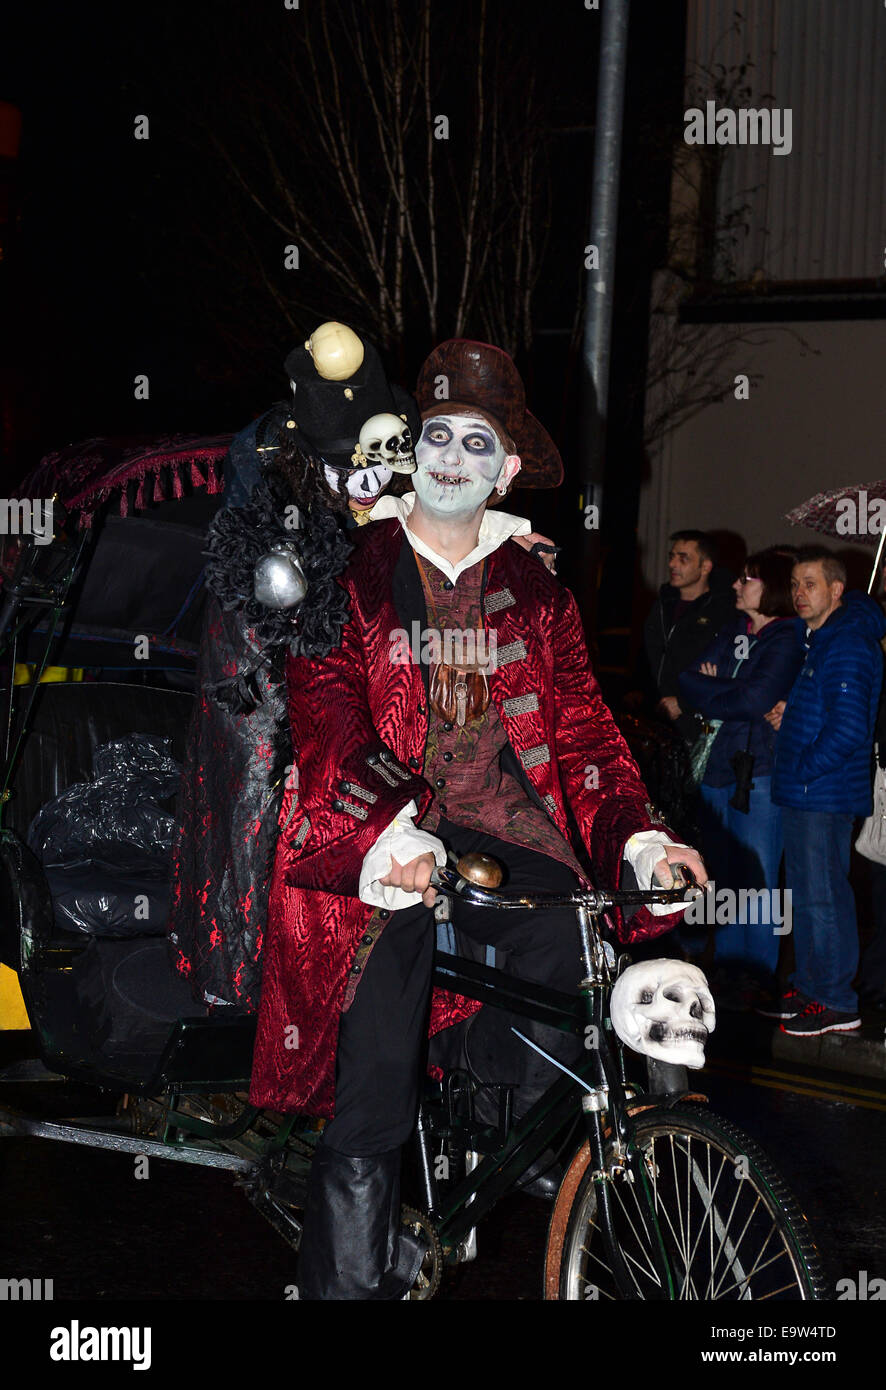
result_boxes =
[781,807,858,1013]
[698,777,784,982]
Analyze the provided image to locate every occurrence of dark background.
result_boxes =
[0,0,688,632]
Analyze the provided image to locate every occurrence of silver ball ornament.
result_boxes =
[253,544,308,609]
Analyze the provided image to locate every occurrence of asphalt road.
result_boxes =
[0,1045,883,1304]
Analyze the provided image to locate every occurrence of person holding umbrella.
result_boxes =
[678,549,803,1004]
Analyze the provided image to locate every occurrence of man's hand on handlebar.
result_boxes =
[653,843,708,890]
[379,853,438,907]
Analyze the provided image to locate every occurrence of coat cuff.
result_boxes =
[624,830,695,917]
[282,739,432,897]
[358,801,447,909]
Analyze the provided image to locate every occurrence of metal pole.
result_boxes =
[579,0,631,631]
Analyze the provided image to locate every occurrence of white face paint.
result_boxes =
[414,415,519,520]
[609,959,716,1069]
[323,462,393,509]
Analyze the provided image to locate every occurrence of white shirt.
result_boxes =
[369,492,532,583]
[358,498,688,911]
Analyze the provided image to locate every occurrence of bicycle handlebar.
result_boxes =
[430,854,701,913]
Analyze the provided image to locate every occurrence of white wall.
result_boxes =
[638,315,886,591]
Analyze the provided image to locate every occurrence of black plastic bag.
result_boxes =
[28,734,181,937]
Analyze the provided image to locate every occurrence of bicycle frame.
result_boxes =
[418,865,699,1297]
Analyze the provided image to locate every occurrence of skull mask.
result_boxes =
[357,412,416,473]
[610,959,715,1069]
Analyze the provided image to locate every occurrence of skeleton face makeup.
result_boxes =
[323,462,393,510]
[414,415,521,519]
[610,960,716,1069]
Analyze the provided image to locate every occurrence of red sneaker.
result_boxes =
[780,1000,861,1036]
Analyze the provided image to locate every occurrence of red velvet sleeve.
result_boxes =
[279,585,433,898]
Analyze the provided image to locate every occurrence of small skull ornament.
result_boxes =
[253,542,307,610]
[609,959,715,1069]
[357,412,416,473]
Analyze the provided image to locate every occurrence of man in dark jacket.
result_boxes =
[643,531,736,743]
[767,547,886,1035]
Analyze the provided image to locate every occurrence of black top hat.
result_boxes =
[284,322,420,474]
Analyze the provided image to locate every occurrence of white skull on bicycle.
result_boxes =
[610,959,715,1069]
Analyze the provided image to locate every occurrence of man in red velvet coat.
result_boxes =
[250,340,707,1299]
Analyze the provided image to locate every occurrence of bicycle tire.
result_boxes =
[544,1104,827,1301]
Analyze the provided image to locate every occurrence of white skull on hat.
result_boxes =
[609,959,715,1069]
[356,412,416,473]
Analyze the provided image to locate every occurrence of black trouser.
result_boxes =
[323,819,584,1154]
[298,821,585,1297]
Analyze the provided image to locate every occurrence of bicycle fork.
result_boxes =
[577,907,675,1301]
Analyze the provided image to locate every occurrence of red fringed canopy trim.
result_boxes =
[99,448,230,526]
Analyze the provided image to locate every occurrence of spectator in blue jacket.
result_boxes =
[764,547,886,1036]
[679,549,804,1001]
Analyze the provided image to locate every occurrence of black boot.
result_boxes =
[297,1143,426,1300]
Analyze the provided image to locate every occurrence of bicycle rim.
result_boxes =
[545,1105,827,1301]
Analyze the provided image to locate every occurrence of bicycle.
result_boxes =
[393,850,828,1301]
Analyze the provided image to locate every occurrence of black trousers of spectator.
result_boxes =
[297,820,585,1298]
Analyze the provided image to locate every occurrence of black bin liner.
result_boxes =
[28,734,181,937]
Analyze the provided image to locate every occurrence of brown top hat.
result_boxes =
[415,339,563,489]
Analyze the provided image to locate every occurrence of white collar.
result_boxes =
[369,492,531,582]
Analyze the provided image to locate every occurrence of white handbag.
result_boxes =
[855,752,886,865]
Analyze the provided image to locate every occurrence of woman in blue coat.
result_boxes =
[679,549,805,996]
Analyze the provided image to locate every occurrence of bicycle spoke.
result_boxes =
[715,1200,773,1298]
[580,1239,617,1281]
[667,1134,691,1274]
[715,1247,796,1300]
[710,1193,763,1299]
[579,1246,617,1301]
[579,1208,648,1299]
[609,1177,663,1288]
[754,1278,807,1302]
[647,1137,692,1277]
[678,1139,732,1297]
[705,1170,748,1294]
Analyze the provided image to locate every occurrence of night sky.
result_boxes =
[1,0,687,615]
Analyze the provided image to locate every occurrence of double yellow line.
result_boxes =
[706,1058,886,1113]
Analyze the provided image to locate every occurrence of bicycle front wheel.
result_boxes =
[544,1104,827,1301]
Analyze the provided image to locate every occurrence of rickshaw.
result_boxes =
[0,437,826,1300]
